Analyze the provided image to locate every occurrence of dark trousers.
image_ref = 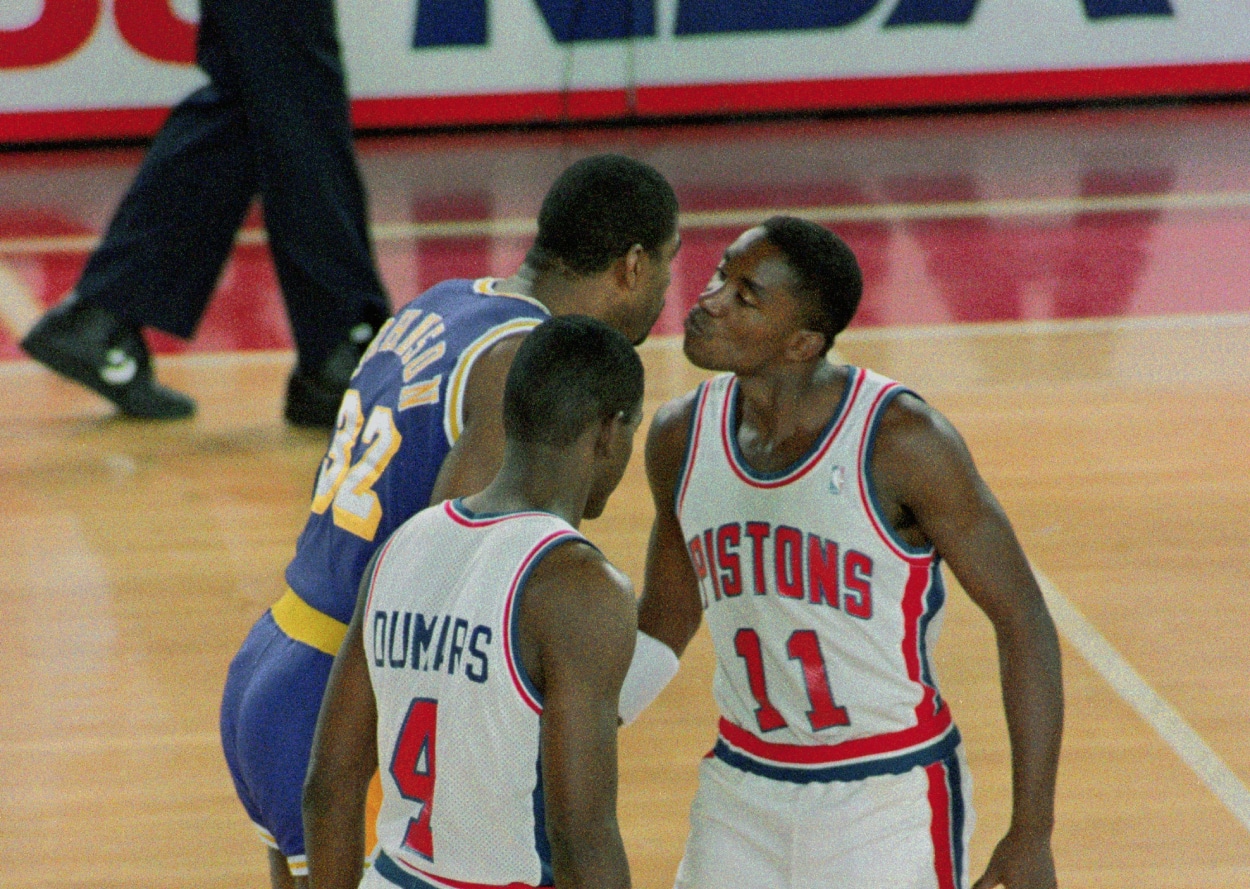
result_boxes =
[77,0,389,371]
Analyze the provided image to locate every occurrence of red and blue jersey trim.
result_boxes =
[443,499,554,528]
[856,381,935,563]
[442,500,587,715]
[925,750,968,889]
[853,379,946,723]
[500,527,585,715]
[720,368,866,489]
[376,849,552,889]
[711,707,958,783]
[674,381,714,517]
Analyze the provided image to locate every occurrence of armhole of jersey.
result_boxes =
[442,317,544,446]
[857,384,936,561]
[361,533,400,633]
[674,381,713,519]
[502,530,588,714]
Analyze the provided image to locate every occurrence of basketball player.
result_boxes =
[625,217,1063,888]
[303,316,644,889]
[219,155,679,889]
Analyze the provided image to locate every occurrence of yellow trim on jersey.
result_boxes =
[252,823,279,848]
[473,276,548,311]
[443,317,545,444]
[270,588,348,656]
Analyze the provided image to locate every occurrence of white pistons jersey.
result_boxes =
[361,499,584,889]
[675,368,959,784]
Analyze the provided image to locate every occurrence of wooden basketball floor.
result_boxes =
[2,102,1250,887]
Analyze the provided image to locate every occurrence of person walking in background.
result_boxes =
[627,217,1062,888]
[304,315,645,889]
[20,0,391,427]
[219,154,679,888]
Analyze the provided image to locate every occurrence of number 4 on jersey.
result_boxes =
[390,698,438,861]
[311,390,402,541]
[734,627,850,733]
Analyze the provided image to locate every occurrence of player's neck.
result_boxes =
[734,361,847,447]
[520,263,617,321]
[496,266,537,300]
[465,448,593,528]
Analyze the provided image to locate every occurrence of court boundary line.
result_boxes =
[2,324,1248,834]
[1034,566,1250,835]
[838,311,1250,341]
[4,188,1250,256]
[4,311,1249,372]
[639,310,1250,350]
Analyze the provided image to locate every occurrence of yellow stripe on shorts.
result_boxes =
[270,588,348,656]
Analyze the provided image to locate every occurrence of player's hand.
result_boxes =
[971,828,1056,889]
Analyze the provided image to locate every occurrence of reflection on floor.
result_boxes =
[2,100,1249,363]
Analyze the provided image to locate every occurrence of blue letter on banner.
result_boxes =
[884,0,1173,26]
[674,0,881,35]
[884,0,977,26]
[1082,0,1172,17]
[415,0,656,47]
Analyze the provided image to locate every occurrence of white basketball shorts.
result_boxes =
[673,745,974,889]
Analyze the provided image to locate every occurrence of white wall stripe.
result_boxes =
[4,189,1250,256]
[0,259,41,340]
[1034,567,1250,834]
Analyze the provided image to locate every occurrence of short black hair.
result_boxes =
[525,154,679,276]
[761,216,863,355]
[504,315,645,448]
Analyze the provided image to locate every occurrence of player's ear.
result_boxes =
[785,328,827,363]
[592,410,632,458]
[592,413,617,458]
[614,243,646,292]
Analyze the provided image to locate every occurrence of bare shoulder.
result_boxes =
[868,390,988,548]
[645,388,701,499]
[873,390,977,480]
[461,333,528,424]
[521,540,637,692]
[430,333,529,502]
[531,539,635,602]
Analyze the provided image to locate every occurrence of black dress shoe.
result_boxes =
[21,295,195,420]
[284,320,380,429]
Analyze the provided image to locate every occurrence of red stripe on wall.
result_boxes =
[5,61,1250,145]
[632,61,1250,117]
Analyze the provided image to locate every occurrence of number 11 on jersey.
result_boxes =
[734,627,850,733]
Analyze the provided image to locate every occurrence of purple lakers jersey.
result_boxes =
[284,278,550,626]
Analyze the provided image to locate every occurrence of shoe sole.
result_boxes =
[22,332,195,420]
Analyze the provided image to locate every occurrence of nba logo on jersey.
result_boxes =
[829,464,845,494]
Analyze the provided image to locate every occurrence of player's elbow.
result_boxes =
[637,596,701,657]
[302,759,336,825]
[547,816,630,889]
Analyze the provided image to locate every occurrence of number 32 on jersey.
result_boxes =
[311,390,402,541]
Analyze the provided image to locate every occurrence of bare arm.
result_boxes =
[873,394,1062,889]
[429,335,526,503]
[637,393,705,656]
[520,543,637,889]
[304,559,381,889]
